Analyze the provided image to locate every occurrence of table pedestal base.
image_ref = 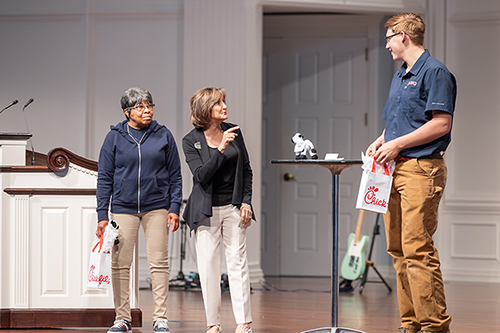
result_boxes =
[301,327,366,333]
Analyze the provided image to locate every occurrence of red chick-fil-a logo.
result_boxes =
[88,264,111,285]
[364,186,388,208]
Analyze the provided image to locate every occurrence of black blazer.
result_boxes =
[182,122,254,230]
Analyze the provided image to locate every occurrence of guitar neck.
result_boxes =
[354,209,365,243]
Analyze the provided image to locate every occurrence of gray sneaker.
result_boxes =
[108,319,132,333]
[153,319,170,332]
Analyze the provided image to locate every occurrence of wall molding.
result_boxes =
[4,188,96,196]
[443,267,500,283]
[261,0,426,14]
[443,197,500,211]
[0,0,183,17]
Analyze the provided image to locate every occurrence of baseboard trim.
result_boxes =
[249,262,265,283]
[0,308,142,328]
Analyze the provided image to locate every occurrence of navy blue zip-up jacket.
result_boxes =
[96,119,182,222]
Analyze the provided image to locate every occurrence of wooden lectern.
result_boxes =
[0,133,141,328]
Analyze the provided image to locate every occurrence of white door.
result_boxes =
[263,37,370,276]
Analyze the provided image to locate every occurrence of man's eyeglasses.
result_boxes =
[127,103,155,112]
[384,32,401,42]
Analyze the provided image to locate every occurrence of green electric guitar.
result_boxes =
[341,209,370,281]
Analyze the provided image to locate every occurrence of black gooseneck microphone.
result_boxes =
[24,98,34,109]
[0,100,19,115]
[22,98,36,165]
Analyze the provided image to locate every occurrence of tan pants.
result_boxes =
[195,204,252,327]
[384,157,451,332]
[110,209,170,322]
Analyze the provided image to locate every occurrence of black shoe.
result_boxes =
[339,279,354,293]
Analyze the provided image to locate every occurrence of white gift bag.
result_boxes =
[87,235,111,289]
[356,155,394,214]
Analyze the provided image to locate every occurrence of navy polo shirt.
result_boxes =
[382,50,457,158]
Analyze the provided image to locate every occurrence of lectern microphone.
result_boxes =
[21,98,36,165]
[23,98,34,109]
[0,99,19,115]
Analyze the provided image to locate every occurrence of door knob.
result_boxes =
[283,172,296,181]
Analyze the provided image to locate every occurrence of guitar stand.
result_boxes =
[169,201,202,291]
[168,217,190,289]
[359,213,392,294]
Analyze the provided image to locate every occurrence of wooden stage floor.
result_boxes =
[161,277,500,333]
[4,277,499,333]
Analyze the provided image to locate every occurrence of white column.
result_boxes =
[183,0,264,281]
[11,196,31,308]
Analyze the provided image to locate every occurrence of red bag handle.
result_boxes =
[371,160,390,176]
[92,234,104,253]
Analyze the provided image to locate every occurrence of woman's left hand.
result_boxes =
[240,204,252,227]
[168,213,180,232]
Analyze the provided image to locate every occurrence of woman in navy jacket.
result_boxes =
[96,87,182,333]
[182,87,254,333]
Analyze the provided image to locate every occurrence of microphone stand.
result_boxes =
[0,100,19,115]
[21,99,36,165]
[30,144,36,166]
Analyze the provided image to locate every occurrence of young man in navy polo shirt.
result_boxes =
[366,13,456,333]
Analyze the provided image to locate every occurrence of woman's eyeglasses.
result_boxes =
[127,103,155,112]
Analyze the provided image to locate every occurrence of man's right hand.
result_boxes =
[366,142,380,157]
[366,133,385,157]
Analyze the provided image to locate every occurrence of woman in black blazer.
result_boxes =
[182,87,254,333]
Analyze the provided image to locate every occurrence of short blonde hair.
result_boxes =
[190,87,226,130]
[385,13,426,46]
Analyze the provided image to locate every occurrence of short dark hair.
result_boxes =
[121,87,153,112]
[189,87,226,130]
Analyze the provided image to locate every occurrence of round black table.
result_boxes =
[271,159,366,333]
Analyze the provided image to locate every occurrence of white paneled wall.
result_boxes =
[86,13,183,159]
[0,14,88,153]
[0,0,184,160]
[1,0,499,289]
[0,0,189,289]
[438,0,500,282]
[183,0,264,282]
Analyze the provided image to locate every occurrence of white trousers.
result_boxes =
[194,204,252,326]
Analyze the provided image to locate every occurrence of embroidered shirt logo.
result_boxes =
[407,81,418,86]
[194,142,201,150]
